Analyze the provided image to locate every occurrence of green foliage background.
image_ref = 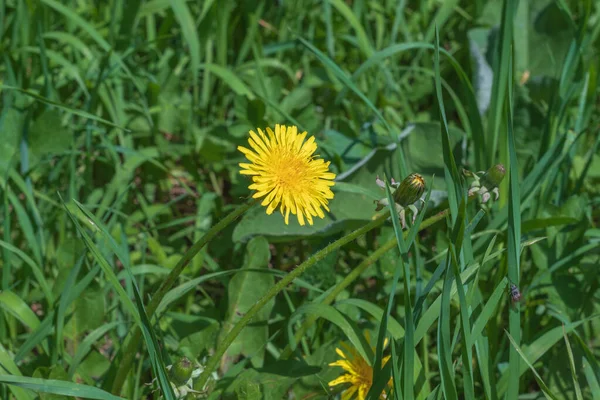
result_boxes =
[1,0,599,399]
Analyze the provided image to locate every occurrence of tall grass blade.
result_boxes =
[505,45,522,400]
[562,326,584,400]
[505,331,558,400]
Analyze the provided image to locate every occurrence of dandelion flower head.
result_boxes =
[238,124,336,225]
[328,335,392,400]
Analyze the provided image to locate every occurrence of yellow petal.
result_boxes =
[341,385,357,400]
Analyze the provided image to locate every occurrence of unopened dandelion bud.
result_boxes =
[170,356,194,386]
[481,164,506,189]
[393,173,425,207]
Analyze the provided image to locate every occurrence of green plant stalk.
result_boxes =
[279,200,459,360]
[111,199,257,394]
[195,212,390,388]
[197,197,470,389]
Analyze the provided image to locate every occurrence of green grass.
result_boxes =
[1,0,600,399]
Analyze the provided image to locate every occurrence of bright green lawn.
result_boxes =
[1,0,600,399]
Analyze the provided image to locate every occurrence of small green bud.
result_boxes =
[393,173,425,207]
[170,356,194,386]
[480,164,506,189]
[235,378,261,400]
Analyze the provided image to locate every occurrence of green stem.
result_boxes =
[111,199,258,395]
[196,202,459,389]
[279,201,453,359]
[195,212,391,389]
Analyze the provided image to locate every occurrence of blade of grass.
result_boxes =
[562,326,584,400]
[487,0,517,168]
[497,317,597,395]
[449,201,475,399]
[433,26,462,223]
[377,177,419,399]
[328,0,373,57]
[130,277,176,400]
[437,251,458,400]
[296,35,407,177]
[336,299,404,339]
[391,338,402,400]
[110,198,258,393]
[67,322,122,378]
[0,241,52,304]
[0,290,40,331]
[582,357,600,400]
[471,278,508,342]
[505,45,521,400]
[287,304,373,363]
[61,197,141,326]
[0,343,35,400]
[504,331,558,400]
[475,334,496,400]
[54,254,86,364]
[0,85,128,131]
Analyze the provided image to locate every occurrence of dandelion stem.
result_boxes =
[279,198,459,359]
[195,212,391,389]
[196,200,465,389]
[111,198,258,395]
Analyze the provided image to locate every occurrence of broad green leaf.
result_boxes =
[28,109,72,164]
[221,237,274,369]
[69,285,105,334]
[232,192,375,242]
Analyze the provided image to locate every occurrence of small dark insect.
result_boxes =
[509,283,522,304]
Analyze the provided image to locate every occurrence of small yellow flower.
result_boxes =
[238,124,336,225]
[328,336,392,400]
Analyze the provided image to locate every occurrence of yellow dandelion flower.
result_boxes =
[328,335,393,400]
[238,124,336,226]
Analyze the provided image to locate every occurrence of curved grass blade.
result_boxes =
[497,317,597,395]
[582,357,600,400]
[296,36,407,177]
[287,303,373,364]
[328,0,373,57]
[336,299,404,339]
[0,85,128,131]
[156,269,321,317]
[199,63,255,99]
[60,196,141,326]
[0,241,53,304]
[471,278,508,342]
[0,290,41,331]
[68,322,122,378]
[563,326,584,400]
[13,312,53,363]
[504,331,558,400]
[131,278,176,400]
